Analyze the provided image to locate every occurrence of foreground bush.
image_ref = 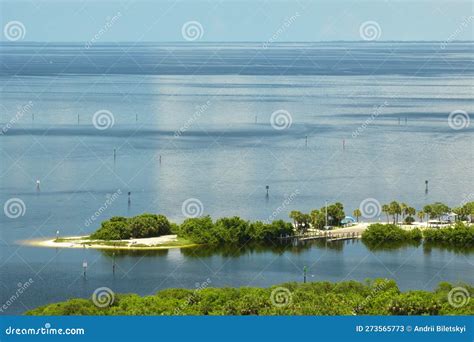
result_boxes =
[26,279,473,316]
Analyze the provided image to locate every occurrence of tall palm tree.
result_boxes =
[353,209,361,222]
[400,202,408,221]
[389,201,402,225]
[417,210,425,223]
[382,204,390,223]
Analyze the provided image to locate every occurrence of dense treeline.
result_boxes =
[26,279,473,316]
[362,224,422,244]
[90,214,173,240]
[177,216,293,245]
[89,214,293,245]
[361,222,474,248]
[424,222,474,247]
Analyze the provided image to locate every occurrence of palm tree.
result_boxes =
[389,201,402,224]
[400,202,408,221]
[353,209,361,222]
[417,211,425,223]
[382,204,390,223]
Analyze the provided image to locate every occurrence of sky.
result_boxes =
[0,0,473,42]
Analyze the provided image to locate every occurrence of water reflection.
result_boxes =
[98,239,474,259]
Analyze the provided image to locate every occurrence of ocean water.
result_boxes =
[0,42,473,314]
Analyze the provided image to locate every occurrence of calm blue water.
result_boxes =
[0,42,473,314]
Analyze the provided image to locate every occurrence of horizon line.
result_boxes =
[1,40,474,44]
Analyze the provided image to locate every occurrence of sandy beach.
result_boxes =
[21,234,198,250]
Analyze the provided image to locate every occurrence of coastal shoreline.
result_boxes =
[19,222,434,251]
[20,235,198,251]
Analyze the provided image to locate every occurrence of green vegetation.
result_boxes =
[453,202,474,222]
[86,201,474,249]
[423,202,451,221]
[177,216,293,245]
[362,224,422,244]
[424,222,474,248]
[90,214,172,240]
[26,279,473,316]
[290,202,345,231]
[362,222,474,249]
[381,201,416,224]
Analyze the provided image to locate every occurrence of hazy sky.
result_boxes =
[0,0,473,42]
